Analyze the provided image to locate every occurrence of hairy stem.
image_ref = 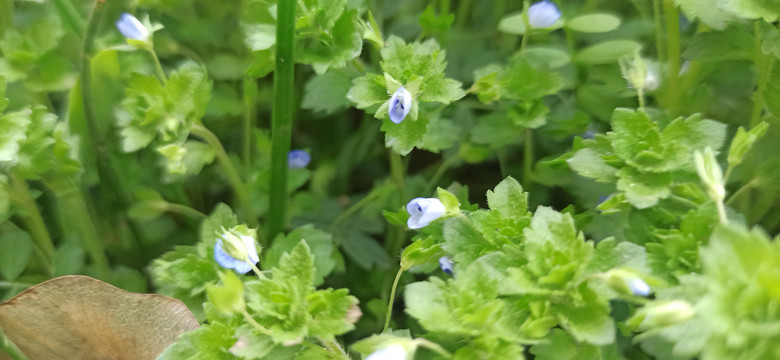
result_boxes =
[383,267,405,332]
[269,0,296,240]
[415,338,453,359]
[146,48,167,85]
[190,124,260,231]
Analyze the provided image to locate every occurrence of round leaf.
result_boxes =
[0,275,199,359]
[566,14,620,33]
[522,47,571,69]
[575,40,641,65]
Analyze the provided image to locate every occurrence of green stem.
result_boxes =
[415,338,453,359]
[240,308,274,337]
[523,128,534,186]
[726,179,758,205]
[319,337,349,359]
[387,152,407,256]
[190,124,260,231]
[0,281,34,288]
[662,0,680,115]
[165,202,207,219]
[146,48,167,85]
[0,326,29,360]
[330,191,381,232]
[716,198,727,224]
[519,1,530,53]
[51,0,86,36]
[383,267,404,333]
[424,155,458,194]
[0,0,13,36]
[440,0,450,15]
[69,185,111,279]
[497,149,509,178]
[652,0,665,63]
[269,0,296,240]
[81,0,149,259]
[247,261,267,281]
[242,76,257,166]
[10,173,54,274]
[455,0,471,27]
[750,21,774,128]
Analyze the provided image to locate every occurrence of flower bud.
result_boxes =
[116,13,149,41]
[406,198,446,229]
[630,301,694,330]
[389,86,412,124]
[694,147,725,202]
[527,1,561,29]
[214,227,260,273]
[438,256,455,276]
[605,269,651,296]
[288,149,311,169]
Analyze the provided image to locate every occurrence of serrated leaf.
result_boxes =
[264,225,336,286]
[486,177,528,219]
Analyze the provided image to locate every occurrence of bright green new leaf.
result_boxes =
[263,225,336,286]
[206,271,246,315]
[156,322,239,359]
[486,176,528,220]
[530,329,602,360]
[727,122,769,168]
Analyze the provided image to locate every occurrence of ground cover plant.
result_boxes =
[0,0,779,359]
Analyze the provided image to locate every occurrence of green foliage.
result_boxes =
[348,36,465,155]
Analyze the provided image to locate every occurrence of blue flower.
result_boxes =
[365,344,407,360]
[406,197,445,229]
[116,13,149,41]
[288,150,311,169]
[528,1,561,29]
[438,256,454,276]
[214,230,260,273]
[388,86,412,124]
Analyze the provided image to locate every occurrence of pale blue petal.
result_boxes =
[528,1,561,29]
[288,150,311,169]
[116,13,149,40]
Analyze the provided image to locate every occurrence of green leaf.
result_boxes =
[567,148,618,182]
[264,225,336,286]
[401,236,444,272]
[500,59,564,100]
[419,5,454,37]
[675,0,736,30]
[207,271,246,315]
[575,40,641,65]
[340,228,391,270]
[682,27,754,61]
[566,14,620,33]
[523,47,572,69]
[306,288,358,340]
[157,322,239,359]
[347,73,387,109]
[0,230,33,280]
[0,111,30,163]
[530,329,602,360]
[486,177,528,220]
[498,12,528,35]
[0,75,7,113]
[302,70,353,114]
[727,122,769,168]
[721,0,780,22]
[380,114,430,156]
[421,115,461,152]
[3,106,58,179]
[616,167,672,209]
[554,284,615,346]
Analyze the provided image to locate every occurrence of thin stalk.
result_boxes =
[165,202,207,219]
[662,0,680,115]
[523,128,534,186]
[0,281,34,288]
[750,21,774,128]
[723,164,734,184]
[81,0,149,258]
[242,76,257,166]
[726,179,758,205]
[424,155,458,194]
[145,48,167,85]
[0,327,29,360]
[0,0,13,36]
[716,198,727,224]
[415,338,453,359]
[51,0,86,36]
[269,0,296,240]
[10,173,54,274]
[318,337,349,359]
[387,152,407,256]
[69,185,111,279]
[455,0,471,27]
[330,191,381,232]
[190,124,260,230]
[519,1,530,53]
[652,0,665,62]
[240,308,274,337]
[383,267,404,332]
[247,261,267,281]
[497,149,509,178]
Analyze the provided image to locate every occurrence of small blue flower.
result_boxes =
[116,13,149,41]
[365,344,407,360]
[388,86,412,124]
[288,150,311,169]
[214,231,260,273]
[527,1,561,29]
[406,197,446,229]
[438,256,455,276]
[628,278,651,297]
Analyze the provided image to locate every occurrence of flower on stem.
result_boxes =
[365,344,407,360]
[116,13,149,41]
[438,256,455,276]
[288,149,311,169]
[214,227,260,273]
[406,198,446,229]
[528,1,561,29]
[388,86,412,124]
[605,269,652,297]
